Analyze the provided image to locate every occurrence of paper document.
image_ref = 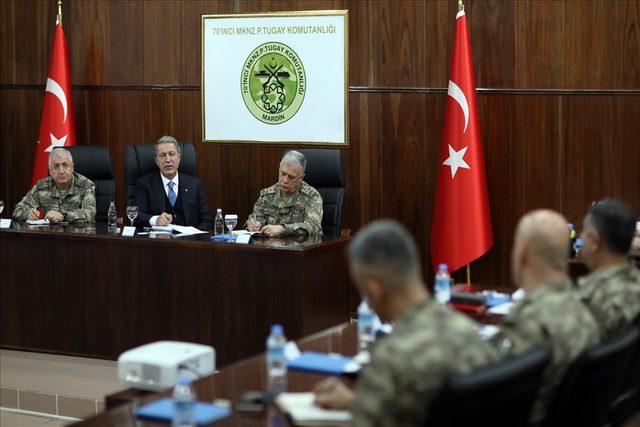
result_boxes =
[276,393,352,426]
[232,230,264,236]
[0,219,11,229]
[476,324,500,340]
[152,225,207,236]
[511,288,526,301]
[488,301,514,316]
[26,219,68,226]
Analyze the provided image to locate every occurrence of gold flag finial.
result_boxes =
[458,0,464,13]
[57,0,62,23]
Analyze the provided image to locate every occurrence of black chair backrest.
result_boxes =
[65,145,114,222]
[608,314,640,426]
[124,142,198,205]
[544,326,640,427]
[425,346,552,427]
[296,149,345,236]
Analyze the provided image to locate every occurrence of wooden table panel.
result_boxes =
[0,223,353,366]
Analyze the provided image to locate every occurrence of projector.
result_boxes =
[118,341,215,391]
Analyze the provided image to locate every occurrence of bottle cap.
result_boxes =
[178,375,191,386]
[568,223,574,230]
[217,208,222,212]
[438,263,448,272]
[271,324,283,335]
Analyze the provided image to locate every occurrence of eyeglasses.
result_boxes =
[51,162,72,171]
[157,152,179,160]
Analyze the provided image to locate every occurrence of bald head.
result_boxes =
[512,210,570,288]
[516,210,569,269]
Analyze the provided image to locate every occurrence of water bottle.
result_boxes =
[573,237,584,258]
[214,208,224,235]
[107,201,117,230]
[434,263,451,303]
[568,223,577,257]
[358,299,375,352]
[172,375,195,427]
[266,324,287,396]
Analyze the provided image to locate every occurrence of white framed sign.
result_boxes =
[202,10,349,146]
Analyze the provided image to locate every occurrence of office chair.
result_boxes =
[65,145,115,222]
[424,346,552,427]
[296,149,345,236]
[124,142,198,205]
[543,326,640,427]
[608,313,640,426]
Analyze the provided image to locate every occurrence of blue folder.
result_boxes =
[288,352,360,375]
[135,397,231,425]
[485,293,510,308]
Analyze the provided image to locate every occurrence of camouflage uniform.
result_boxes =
[491,281,599,425]
[12,173,96,222]
[352,298,499,427]
[578,263,640,342]
[247,181,323,236]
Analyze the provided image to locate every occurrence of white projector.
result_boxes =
[117,341,215,391]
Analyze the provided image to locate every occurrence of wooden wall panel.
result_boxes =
[565,0,640,89]
[370,1,428,87]
[0,88,42,207]
[107,1,144,85]
[515,1,565,88]
[469,0,516,88]
[107,90,146,210]
[2,0,53,85]
[67,0,108,85]
[2,0,639,290]
[563,95,640,223]
[143,1,182,85]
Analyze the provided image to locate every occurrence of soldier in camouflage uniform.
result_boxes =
[491,210,599,425]
[578,199,640,342]
[313,220,498,427]
[246,150,322,237]
[12,148,96,223]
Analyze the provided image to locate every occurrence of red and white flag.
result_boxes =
[431,8,493,273]
[31,17,76,185]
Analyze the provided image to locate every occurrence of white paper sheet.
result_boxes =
[276,393,352,426]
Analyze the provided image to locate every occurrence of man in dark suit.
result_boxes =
[134,135,212,230]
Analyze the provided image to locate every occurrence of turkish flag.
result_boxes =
[31,18,76,186]
[431,9,493,273]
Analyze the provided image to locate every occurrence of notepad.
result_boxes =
[276,392,352,426]
[288,352,361,375]
[135,397,231,425]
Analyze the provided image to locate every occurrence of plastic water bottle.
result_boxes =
[358,299,375,352]
[172,376,195,427]
[573,237,584,258]
[434,263,451,303]
[214,208,224,235]
[107,201,117,230]
[266,324,287,395]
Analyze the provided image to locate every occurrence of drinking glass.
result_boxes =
[224,214,238,236]
[126,206,138,227]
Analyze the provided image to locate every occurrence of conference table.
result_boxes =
[77,302,504,426]
[77,322,359,426]
[0,222,355,366]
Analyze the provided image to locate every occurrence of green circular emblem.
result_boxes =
[241,42,306,125]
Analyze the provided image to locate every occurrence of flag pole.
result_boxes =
[458,0,464,13]
[57,0,62,24]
